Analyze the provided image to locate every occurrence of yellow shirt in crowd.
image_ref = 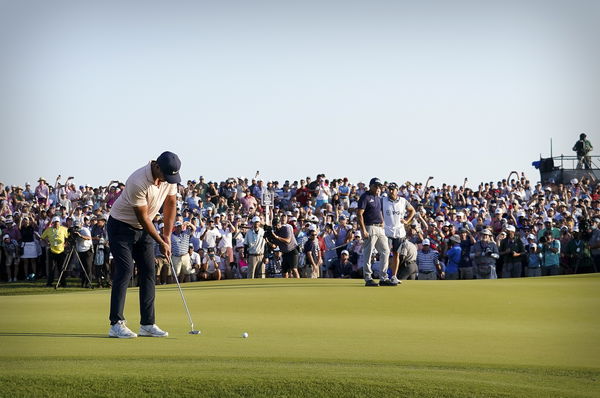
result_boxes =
[41,226,69,254]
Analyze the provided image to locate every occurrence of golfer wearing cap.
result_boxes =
[106,151,181,338]
[357,178,392,286]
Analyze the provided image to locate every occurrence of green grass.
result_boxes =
[0,275,599,397]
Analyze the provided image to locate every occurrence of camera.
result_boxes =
[67,227,80,245]
[263,224,275,240]
[485,247,493,256]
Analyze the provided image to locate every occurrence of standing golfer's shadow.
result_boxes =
[0,332,106,338]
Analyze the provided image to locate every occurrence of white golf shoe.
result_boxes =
[108,320,138,338]
[139,324,169,337]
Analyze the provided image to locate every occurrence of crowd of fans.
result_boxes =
[1,171,599,286]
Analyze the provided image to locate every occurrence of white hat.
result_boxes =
[456,212,465,217]
[174,221,183,227]
[506,225,516,232]
[422,238,431,245]
[495,208,503,214]
[435,216,444,222]
[251,216,261,223]
[2,234,9,240]
[516,211,526,218]
[51,216,61,223]
[354,230,362,238]
[341,250,349,255]
[308,224,317,231]
[158,223,165,229]
[570,178,579,185]
[527,234,536,240]
[480,229,492,236]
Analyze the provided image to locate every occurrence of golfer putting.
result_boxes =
[107,151,180,338]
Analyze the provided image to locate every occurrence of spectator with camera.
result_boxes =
[499,225,525,278]
[171,220,196,283]
[303,225,322,278]
[470,229,500,279]
[72,219,93,288]
[540,231,561,276]
[269,216,300,278]
[572,133,593,169]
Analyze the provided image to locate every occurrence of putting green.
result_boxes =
[0,275,599,397]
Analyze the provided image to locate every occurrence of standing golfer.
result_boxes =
[107,151,180,338]
[357,177,392,286]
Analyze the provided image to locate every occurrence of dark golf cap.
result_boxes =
[156,151,182,184]
[369,177,382,186]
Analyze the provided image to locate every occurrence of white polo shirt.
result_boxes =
[382,196,408,239]
[110,162,177,229]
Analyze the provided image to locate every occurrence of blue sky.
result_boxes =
[0,0,597,188]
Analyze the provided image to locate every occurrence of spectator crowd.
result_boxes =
[1,171,599,286]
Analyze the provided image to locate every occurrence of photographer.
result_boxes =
[572,133,593,170]
[470,229,500,279]
[499,225,525,278]
[268,216,300,278]
[540,231,561,276]
[91,215,110,287]
[72,220,93,288]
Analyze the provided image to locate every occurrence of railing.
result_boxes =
[546,154,600,170]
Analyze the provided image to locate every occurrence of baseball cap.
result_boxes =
[369,177,382,186]
[51,216,61,223]
[251,216,261,223]
[2,234,9,240]
[449,235,461,244]
[527,234,536,240]
[506,225,516,232]
[421,238,431,246]
[174,221,183,227]
[156,151,182,184]
[387,182,398,190]
[73,220,81,227]
[480,229,492,236]
[341,250,349,255]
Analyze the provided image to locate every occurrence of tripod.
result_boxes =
[55,246,94,289]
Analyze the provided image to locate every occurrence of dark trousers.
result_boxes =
[281,247,299,274]
[78,249,93,286]
[108,217,156,326]
[46,251,66,286]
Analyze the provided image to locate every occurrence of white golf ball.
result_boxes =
[242,332,249,338]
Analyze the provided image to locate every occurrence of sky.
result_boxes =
[0,0,598,189]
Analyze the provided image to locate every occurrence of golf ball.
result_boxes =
[242,332,249,338]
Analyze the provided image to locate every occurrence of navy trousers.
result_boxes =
[107,217,156,325]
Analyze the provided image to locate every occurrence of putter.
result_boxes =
[169,257,201,335]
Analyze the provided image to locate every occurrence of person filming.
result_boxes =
[72,219,93,288]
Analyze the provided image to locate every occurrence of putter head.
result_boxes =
[189,330,201,335]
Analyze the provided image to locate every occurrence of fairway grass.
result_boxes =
[0,275,599,397]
